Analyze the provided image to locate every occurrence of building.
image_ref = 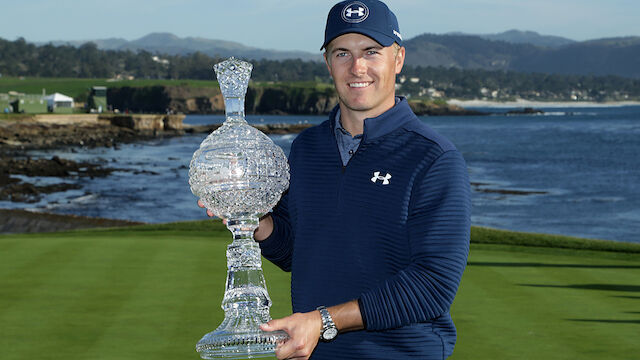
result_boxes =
[88,86,107,113]
[45,93,75,113]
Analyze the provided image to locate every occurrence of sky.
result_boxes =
[1,0,639,53]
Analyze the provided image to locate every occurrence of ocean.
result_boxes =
[5,106,639,243]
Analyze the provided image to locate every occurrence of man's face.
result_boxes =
[324,33,405,118]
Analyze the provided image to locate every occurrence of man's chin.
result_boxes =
[339,99,373,113]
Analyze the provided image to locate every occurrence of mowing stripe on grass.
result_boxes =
[451,244,640,359]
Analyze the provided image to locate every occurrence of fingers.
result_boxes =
[197,199,213,217]
[197,199,222,220]
[261,313,320,360]
[260,318,283,332]
[275,340,313,360]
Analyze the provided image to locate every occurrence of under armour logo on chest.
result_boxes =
[371,171,391,185]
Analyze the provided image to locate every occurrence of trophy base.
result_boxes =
[196,328,289,359]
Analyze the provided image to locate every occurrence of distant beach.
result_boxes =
[448,99,640,108]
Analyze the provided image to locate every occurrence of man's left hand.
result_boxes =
[260,311,323,360]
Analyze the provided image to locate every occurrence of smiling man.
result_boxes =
[246,0,470,359]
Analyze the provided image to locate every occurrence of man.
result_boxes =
[201,1,470,358]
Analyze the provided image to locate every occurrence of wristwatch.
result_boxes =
[317,306,338,341]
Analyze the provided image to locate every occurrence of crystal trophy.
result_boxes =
[189,57,290,359]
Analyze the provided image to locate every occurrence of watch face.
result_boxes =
[323,327,338,340]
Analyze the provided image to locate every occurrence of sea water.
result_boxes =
[3,107,639,243]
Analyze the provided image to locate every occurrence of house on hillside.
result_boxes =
[45,93,75,113]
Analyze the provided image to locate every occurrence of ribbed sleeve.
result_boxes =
[259,191,294,272]
[359,150,471,331]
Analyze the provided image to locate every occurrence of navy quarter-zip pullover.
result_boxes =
[260,97,471,359]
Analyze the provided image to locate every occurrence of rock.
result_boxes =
[184,123,313,135]
[409,100,488,116]
[506,107,545,115]
[0,156,119,203]
[0,114,185,151]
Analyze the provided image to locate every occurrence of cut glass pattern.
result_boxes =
[189,57,290,359]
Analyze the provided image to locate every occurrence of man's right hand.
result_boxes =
[197,199,274,241]
[197,199,218,219]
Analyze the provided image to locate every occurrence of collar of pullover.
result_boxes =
[329,96,415,143]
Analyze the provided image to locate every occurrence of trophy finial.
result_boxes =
[213,57,253,99]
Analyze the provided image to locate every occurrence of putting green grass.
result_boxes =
[1,221,638,359]
[451,244,640,359]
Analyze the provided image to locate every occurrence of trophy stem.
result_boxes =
[196,217,289,359]
[223,97,247,125]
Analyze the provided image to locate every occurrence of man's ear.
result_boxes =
[323,52,332,74]
[395,47,406,74]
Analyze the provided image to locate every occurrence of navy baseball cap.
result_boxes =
[321,0,403,50]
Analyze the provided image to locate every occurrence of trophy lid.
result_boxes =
[214,58,252,123]
[214,57,252,99]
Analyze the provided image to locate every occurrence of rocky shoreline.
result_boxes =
[0,114,185,150]
[0,114,326,222]
[184,122,314,135]
[0,155,117,203]
[0,105,537,232]
[0,115,185,205]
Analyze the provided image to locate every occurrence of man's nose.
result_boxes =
[350,57,367,76]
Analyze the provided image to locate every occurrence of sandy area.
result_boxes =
[448,99,640,108]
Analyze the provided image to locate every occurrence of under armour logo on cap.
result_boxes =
[371,171,391,185]
[341,1,369,23]
[322,0,402,50]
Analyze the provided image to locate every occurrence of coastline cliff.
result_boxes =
[107,84,478,116]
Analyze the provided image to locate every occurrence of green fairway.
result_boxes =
[0,77,220,99]
[0,221,289,360]
[451,244,640,359]
[0,77,333,101]
[1,221,638,359]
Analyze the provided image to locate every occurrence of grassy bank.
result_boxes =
[0,77,220,99]
[1,221,638,359]
[0,77,333,100]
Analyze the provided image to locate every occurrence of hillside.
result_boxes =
[404,33,640,78]
[44,32,321,62]
[404,33,539,70]
[510,37,640,78]
[477,29,576,47]
[36,30,640,78]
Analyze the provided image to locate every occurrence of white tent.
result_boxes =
[45,93,74,109]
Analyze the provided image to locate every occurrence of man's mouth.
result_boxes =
[349,82,372,88]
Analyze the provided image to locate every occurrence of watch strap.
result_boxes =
[317,305,338,341]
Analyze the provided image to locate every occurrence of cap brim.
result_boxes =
[321,27,396,50]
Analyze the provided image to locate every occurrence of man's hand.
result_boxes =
[197,199,224,222]
[197,199,274,241]
[260,311,322,360]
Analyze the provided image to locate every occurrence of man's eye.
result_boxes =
[367,50,379,55]
[336,52,347,57]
